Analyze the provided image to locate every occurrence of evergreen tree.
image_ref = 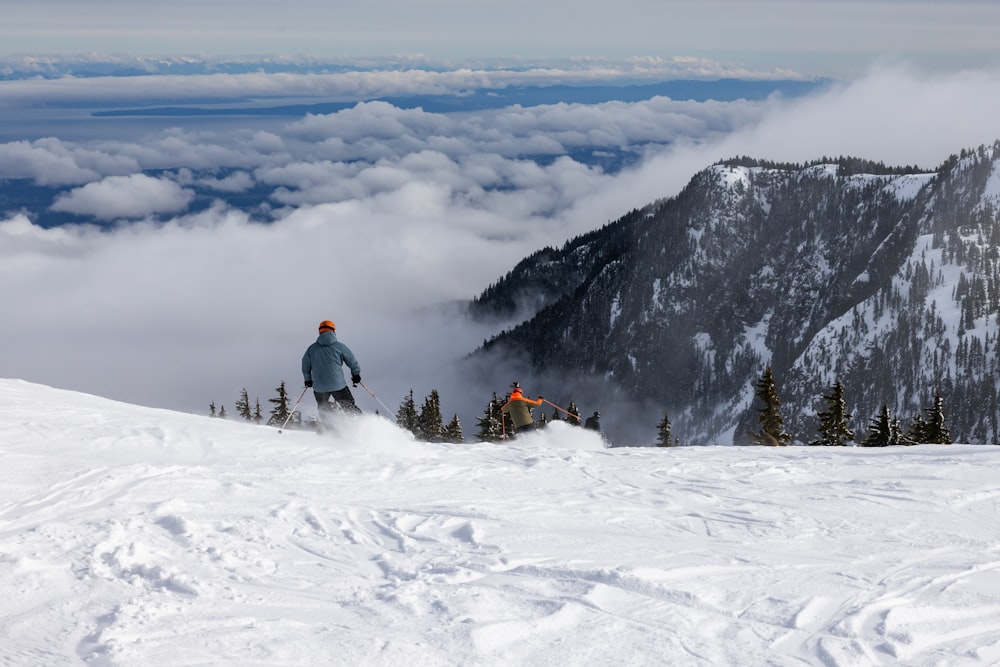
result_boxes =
[656,412,680,447]
[891,417,907,446]
[253,398,264,424]
[235,388,252,421]
[476,393,504,442]
[209,402,217,417]
[861,404,892,447]
[566,401,581,425]
[906,414,928,444]
[218,405,227,419]
[417,389,444,442]
[922,391,953,444]
[443,414,464,444]
[810,380,855,446]
[750,366,792,445]
[267,381,291,427]
[396,389,419,435]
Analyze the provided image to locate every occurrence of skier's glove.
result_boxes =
[351,374,361,386]
[304,380,313,388]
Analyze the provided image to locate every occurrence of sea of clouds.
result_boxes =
[3,62,1000,443]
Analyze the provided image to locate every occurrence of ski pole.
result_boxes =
[498,398,512,440]
[541,398,581,423]
[358,381,394,415]
[278,386,309,433]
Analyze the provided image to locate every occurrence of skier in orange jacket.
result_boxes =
[501,383,544,435]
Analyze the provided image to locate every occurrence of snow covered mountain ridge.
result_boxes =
[471,143,1000,445]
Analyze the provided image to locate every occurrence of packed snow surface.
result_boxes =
[3,378,1000,666]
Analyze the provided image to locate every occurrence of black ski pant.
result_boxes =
[314,387,361,416]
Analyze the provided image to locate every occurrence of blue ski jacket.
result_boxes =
[302,331,361,392]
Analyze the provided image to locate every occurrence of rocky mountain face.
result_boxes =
[470,143,1000,445]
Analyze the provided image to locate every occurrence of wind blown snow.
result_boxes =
[3,378,1000,665]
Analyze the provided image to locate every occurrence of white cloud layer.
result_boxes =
[3,63,1000,441]
[0,61,801,110]
[0,139,137,185]
[51,174,194,219]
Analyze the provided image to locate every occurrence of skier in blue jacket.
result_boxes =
[302,320,362,425]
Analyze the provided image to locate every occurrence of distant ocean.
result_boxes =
[0,78,830,143]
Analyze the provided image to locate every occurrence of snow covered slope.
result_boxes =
[2,378,1000,665]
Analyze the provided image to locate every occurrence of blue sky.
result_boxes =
[4,0,1000,78]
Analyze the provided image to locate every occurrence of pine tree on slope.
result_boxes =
[922,391,953,444]
[443,414,464,444]
[267,381,291,427]
[566,401,581,425]
[656,412,680,447]
[396,389,419,436]
[891,417,908,446]
[476,393,504,442]
[861,404,893,447]
[751,366,792,446]
[235,388,252,421]
[810,380,855,446]
[417,389,444,442]
[906,413,928,444]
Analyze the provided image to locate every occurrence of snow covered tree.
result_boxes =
[443,414,464,443]
[267,381,291,427]
[906,413,927,443]
[209,402,217,417]
[476,393,504,442]
[861,404,893,447]
[809,380,855,446]
[566,401,581,425]
[750,366,792,446]
[417,389,444,442]
[253,398,264,424]
[922,391,953,444]
[891,417,908,446]
[396,389,419,435]
[235,388,252,421]
[656,412,679,447]
[218,405,227,419]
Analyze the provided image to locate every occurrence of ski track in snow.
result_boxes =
[2,379,1000,665]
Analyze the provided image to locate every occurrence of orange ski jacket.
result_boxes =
[500,388,544,429]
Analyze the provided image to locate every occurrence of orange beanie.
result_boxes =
[319,320,336,333]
